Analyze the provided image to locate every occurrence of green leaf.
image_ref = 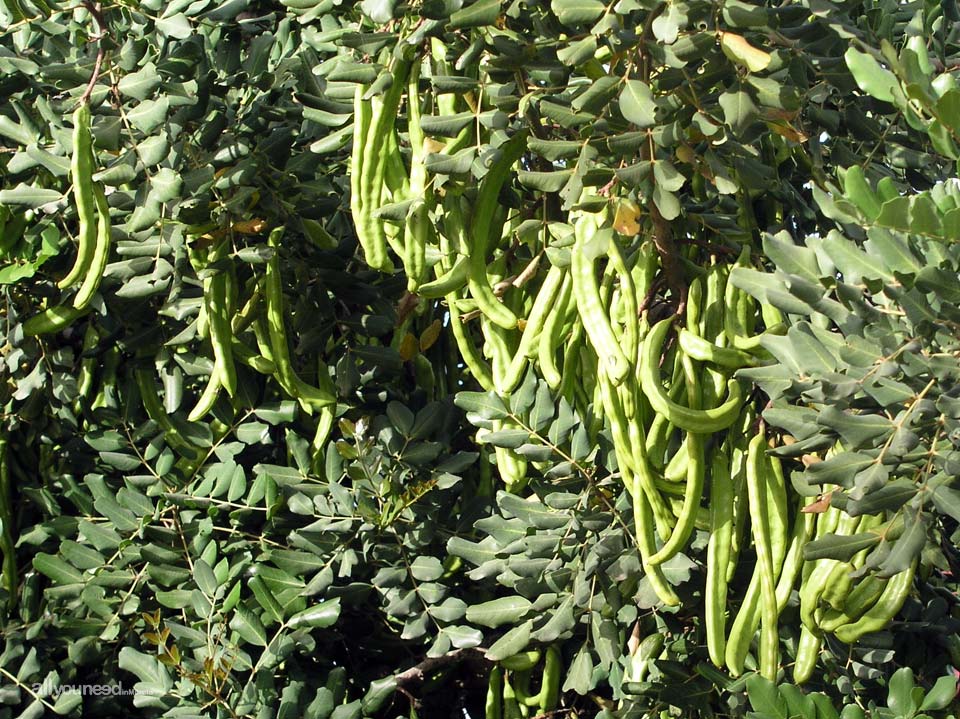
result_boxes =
[151,168,183,203]
[0,184,63,207]
[909,194,943,236]
[918,673,959,711]
[249,574,285,623]
[517,170,572,192]
[194,559,219,597]
[156,13,193,39]
[33,553,84,585]
[877,509,924,577]
[454,391,508,419]
[817,406,892,448]
[424,147,477,175]
[864,228,920,276]
[653,185,680,220]
[0,115,35,145]
[288,598,342,629]
[329,699,362,719]
[420,112,474,136]
[360,0,395,22]
[485,619,533,661]
[652,3,681,41]
[840,165,882,220]
[528,139,584,161]
[410,556,444,581]
[803,531,881,562]
[447,536,499,566]
[448,0,500,28]
[846,479,918,517]
[361,676,397,714]
[442,624,484,648]
[230,605,269,646]
[480,429,529,448]
[118,647,171,687]
[840,705,866,719]
[745,674,787,719]
[619,80,656,128]
[127,97,170,135]
[887,667,917,716]
[538,100,594,127]
[558,35,598,66]
[117,62,161,100]
[730,266,817,316]
[822,230,893,283]
[465,596,532,628]
[719,90,759,134]
[533,594,576,641]
[930,484,960,523]
[845,47,899,102]
[498,492,569,529]
[552,0,604,25]
[562,644,595,694]
[428,597,468,622]
[806,453,875,488]
[778,684,817,719]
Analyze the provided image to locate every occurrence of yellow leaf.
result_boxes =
[423,137,446,154]
[766,120,808,143]
[613,199,641,236]
[232,218,268,234]
[399,333,419,361]
[675,144,696,165]
[719,32,771,73]
[419,319,443,352]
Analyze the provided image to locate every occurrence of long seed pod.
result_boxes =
[0,437,16,614]
[204,240,238,397]
[264,228,336,413]
[72,184,112,309]
[647,354,706,566]
[485,666,503,719]
[466,132,527,330]
[640,318,742,433]
[538,274,574,390]
[499,263,566,394]
[59,100,97,289]
[23,305,88,336]
[403,63,429,291]
[745,432,781,681]
[793,625,822,685]
[571,211,630,385]
[833,560,917,644]
[187,366,223,422]
[705,448,734,667]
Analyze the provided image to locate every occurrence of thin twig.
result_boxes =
[79,2,106,104]
[394,647,489,686]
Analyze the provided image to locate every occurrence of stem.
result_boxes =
[80,2,107,104]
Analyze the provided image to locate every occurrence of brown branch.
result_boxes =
[649,201,686,316]
[79,1,106,104]
[638,3,687,317]
[638,3,667,81]
[637,275,664,315]
[394,647,489,686]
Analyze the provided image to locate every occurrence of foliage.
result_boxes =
[0,0,959,718]
[744,668,960,719]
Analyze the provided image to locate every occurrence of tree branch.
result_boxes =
[638,3,687,316]
[79,1,106,104]
[394,647,489,686]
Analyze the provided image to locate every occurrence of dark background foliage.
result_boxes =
[0,0,959,717]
